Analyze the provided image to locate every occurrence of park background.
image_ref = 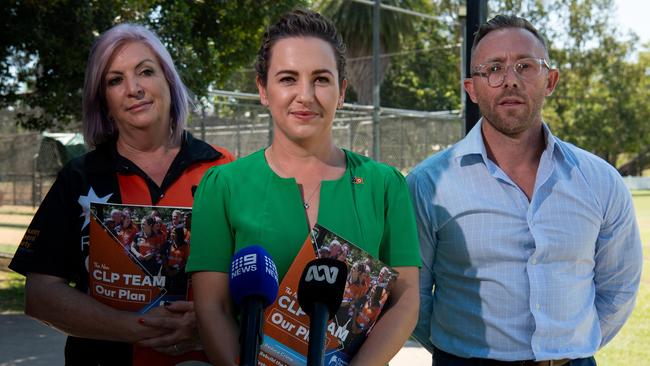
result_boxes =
[0,0,648,365]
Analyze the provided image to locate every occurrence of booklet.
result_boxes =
[258,223,399,366]
[88,202,209,366]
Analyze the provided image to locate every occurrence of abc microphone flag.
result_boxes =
[298,258,348,366]
[229,245,279,366]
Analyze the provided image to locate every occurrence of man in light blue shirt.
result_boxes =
[408,15,642,366]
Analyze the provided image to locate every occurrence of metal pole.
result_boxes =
[464,0,488,135]
[372,0,381,161]
[32,155,37,208]
[350,0,438,20]
[200,103,207,141]
[459,6,467,120]
[12,174,16,205]
[235,112,241,157]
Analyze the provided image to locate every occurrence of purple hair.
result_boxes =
[82,23,192,148]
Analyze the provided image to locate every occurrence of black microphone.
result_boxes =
[298,258,348,366]
[229,245,279,366]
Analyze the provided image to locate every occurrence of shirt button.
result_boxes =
[531,258,537,265]
[536,303,541,310]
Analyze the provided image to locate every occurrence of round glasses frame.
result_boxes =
[471,57,551,87]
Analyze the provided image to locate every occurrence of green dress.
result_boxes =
[187,149,420,279]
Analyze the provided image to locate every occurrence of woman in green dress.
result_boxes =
[187,9,421,366]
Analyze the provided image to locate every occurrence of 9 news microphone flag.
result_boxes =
[229,245,280,366]
[298,258,348,366]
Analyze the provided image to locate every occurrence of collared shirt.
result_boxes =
[407,120,642,361]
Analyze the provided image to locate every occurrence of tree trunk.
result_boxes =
[618,147,650,176]
[346,45,390,105]
[345,45,390,152]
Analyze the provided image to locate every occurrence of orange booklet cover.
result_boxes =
[258,224,399,366]
[88,202,209,366]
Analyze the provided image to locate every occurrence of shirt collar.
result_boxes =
[452,118,566,163]
[451,118,488,161]
[86,130,223,175]
[174,130,224,166]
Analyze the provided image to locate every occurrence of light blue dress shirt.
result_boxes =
[407,120,642,361]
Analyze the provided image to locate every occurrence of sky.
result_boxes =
[615,0,650,45]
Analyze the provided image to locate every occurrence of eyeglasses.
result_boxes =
[471,57,551,87]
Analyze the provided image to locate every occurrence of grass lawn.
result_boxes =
[0,257,24,313]
[0,243,18,255]
[0,209,30,256]
[596,190,650,364]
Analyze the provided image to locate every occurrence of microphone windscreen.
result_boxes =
[297,258,348,319]
[229,245,279,307]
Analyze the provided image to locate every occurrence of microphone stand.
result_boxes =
[239,296,265,366]
[306,302,330,366]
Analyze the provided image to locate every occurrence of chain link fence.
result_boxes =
[0,91,462,206]
[0,133,57,207]
[190,90,462,173]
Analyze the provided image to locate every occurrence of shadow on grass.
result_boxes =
[0,270,25,313]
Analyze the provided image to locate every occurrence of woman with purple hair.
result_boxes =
[9,23,234,365]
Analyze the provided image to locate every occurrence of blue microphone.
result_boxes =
[229,245,279,366]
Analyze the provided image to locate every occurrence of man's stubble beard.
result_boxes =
[478,91,545,137]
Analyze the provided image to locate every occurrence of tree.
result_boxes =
[617,50,650,175]
[0,0,115,131]
[0,0,300,131]
[492,0,650,171]
[379,0,461,111]
[320,0,418,105]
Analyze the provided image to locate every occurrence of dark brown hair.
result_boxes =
[472,15,549,60]
[255,8,346,86]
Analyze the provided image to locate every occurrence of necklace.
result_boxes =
[266,148,323,210]
[302,182,321,209]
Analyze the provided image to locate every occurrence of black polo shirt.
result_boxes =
[10,131,234,365]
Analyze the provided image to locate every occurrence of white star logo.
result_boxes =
[78,187,113,229]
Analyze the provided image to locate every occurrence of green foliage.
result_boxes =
[152,1,300,98]
[491,0,650,170]
[0,0,301,131]
[321,0,415,55]
[2,0,649,170]
[380,1,461,111]
[320,0,420,104]
[321,0,460,110]
[0,0,111,131]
